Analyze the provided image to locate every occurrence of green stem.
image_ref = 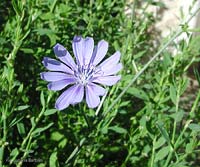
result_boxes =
[164,120,192,167]
[81,108,91,129]
[101,5,200,120]
[0,21,22,167]
[172,83,181,144]
[95,89,108,116]
[16,136,33,167]
[164,82,181,167]
[190,90,200,117]
[163,149,173,167]
[65,6,200,165]
[69,28,175,163]
[0,109,7,167]
[102,30,182,119]
[150,137,157,167]
[13,107,45,166]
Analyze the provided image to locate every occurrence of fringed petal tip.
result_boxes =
[53,43,67,58]
[40,72,45,80]
[42,57,47,67]
[55,103,69,111]
[73,36,82,42]
[53,43,61,50]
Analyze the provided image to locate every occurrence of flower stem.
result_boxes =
[65,6,200,165]
[102,6,200,119]
[81,105,91,129]
[14,107,46,167]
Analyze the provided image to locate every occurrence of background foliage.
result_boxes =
[0,0,200,166]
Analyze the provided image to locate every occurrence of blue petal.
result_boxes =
[48,78,76,91]
[53,43,76,69]
[42,57,73,74]
[83,37,94,66]
[90,40,108,66]
[72,36,84,67]
[92,75,121,86]
[98,51,121,67]
[40,72,72,82]
[72,36,94,67]
[87,83,106,96]
[86,85,100,108]
[55,84,84,110]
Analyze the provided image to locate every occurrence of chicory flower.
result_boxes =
[41,36,122,110]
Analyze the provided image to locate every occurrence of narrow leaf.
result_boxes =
[108,126,127,134]
[170,85,177,105]
[154,146,170,162]
[156,122,171,145]
[127,87,149,101]
[49,151,58,167]
[44,109,57,116]
[32,123,54,136]
[188,123,200,132]
[17,123,26,137]
[154,136,166,150]
[40,91,45,107]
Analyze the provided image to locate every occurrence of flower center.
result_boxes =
[74,65,103,85]
[75,65,95,85]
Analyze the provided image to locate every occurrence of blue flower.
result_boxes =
[41,36,122,110]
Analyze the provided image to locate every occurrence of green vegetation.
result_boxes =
[0,0,200,166]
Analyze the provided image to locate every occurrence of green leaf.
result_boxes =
[108,126,127,134]
[169,162,189,167]
[180,78,189,95]
[101,126,108,134]
[32,123,54,136]
[40,91,45,107]
[156,121,171,145]
[0,148,3,163]
[127,87,149,101]
[0,37,6,45]
[50,132,63,141]
[34,28,59,46]
[185,142,194,153]
[154,136,166,150]
[12,0,21,16]
[134,50,146,59]
[119,101,130,107]
[9,117,24,128]
[31,117,35,127]
[154,146,170,162]
[65,138,86,164]
[20,48,34,54]
[170,85,177,105]
[58,139,67,149]
[37,163,46,167]
[44,109,57,116]
[188,123,200,132]
[40,12,55,20]
[170,111,184,122]
[17,84,23,93]
[9,148,19,163]
[162,52,172,70]
[17,123,26,137]
[34,28,54,36]
[15,105,29,111]
[194,67,200,85]
[49,151,59,167]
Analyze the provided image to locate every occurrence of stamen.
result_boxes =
[74,64,104,85]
